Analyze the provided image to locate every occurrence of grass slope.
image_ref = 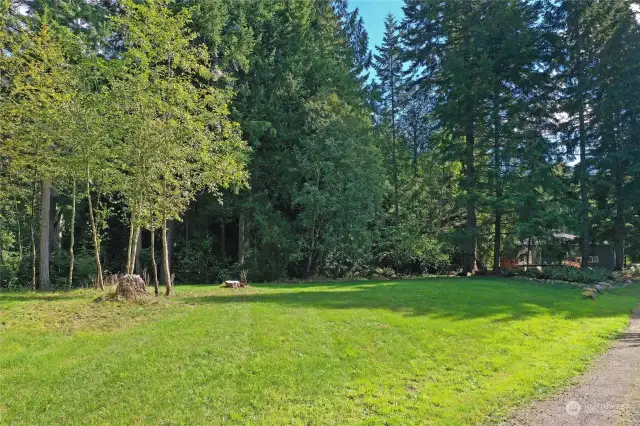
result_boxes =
[1,278,638,425]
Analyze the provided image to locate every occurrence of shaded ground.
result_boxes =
[506,309,640,426]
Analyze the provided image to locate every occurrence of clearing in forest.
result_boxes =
[1,277,639,425]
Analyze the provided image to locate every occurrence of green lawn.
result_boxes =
[1,278,638,425]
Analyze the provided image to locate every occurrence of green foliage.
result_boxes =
[172,236,224,284]
[293,93,383,276]
[2,0,640,287]
[0,251,22,289]
[503,266,614,285]
[0,12,76,185]
[111,0,249,224]
[49,250,97,288]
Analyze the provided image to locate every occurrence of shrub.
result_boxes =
[0,252,22,289]
[503,266,614,285]
[49,250,97,289]
[546,266,613,284]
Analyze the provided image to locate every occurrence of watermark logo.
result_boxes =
[566,400,581,416]
[565,400,629,417]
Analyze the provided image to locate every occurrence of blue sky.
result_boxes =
[349,1,404,57]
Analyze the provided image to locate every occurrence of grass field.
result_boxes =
[1,277,639,425]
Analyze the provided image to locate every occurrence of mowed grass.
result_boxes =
[1,278,639,425]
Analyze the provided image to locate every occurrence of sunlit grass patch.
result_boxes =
[1,278,638,425]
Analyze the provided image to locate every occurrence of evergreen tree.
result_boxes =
[374,13,402,223]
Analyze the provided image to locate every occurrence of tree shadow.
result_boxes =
[0,292,89,303]
[184,277,640,322]
[617,332,640,348]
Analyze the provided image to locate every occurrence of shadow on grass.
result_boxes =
[183,277,640,322]
[0,292,90,303]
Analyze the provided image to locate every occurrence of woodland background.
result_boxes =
[1,0,640,291]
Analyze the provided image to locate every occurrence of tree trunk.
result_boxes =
[30,181,37,291]
[150,227,159,296]
[39,180,51,290]
[134,230,142,275]
[578,99,589,268]
[391,74,399,223]
[463,121,477,274]
[161,216,172,296]
[613,112,625,270]
[159,219,175,285]
[238,212,245,266]
[50,189,62,252]
[68,177,76,287]
[15,201,23,262]
[127,227,140,275]
[492,90,502,272]
[126,208,136,274]
[614,160,624,270]
[86,171,104,290]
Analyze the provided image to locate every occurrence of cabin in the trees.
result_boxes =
[501,233,616,270]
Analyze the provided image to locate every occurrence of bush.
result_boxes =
[0,252,22,289]
[503,266,614,285]
[548,266,613,284]
[173,237,219,284]
[49,250,97,289]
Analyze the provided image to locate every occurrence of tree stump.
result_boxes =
[115,274,148,300]
[224,280,241,289]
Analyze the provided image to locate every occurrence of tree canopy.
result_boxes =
[1,0,639,290]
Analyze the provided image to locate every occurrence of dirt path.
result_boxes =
[506,309,640,426]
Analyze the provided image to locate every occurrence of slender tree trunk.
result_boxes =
[159,219,175,285]
[238,212,245,266]
[574,22,590,269]
[162,216,172,296]
[614,159,624,270]
[30,221,36,291]
[613,112,625,270]
[30,181,37,291]
[15,200,23,261]
[126,207,136,274]
[150,227,159,296]
[494,214,502,272]
[578,98,589,268]
[463,120,477,274]
[492,90,502,272]
[68,177,76,287]
[134,230,142,275]
[391,76,399,223]
[50,189,62,252]
[127,227,140,274]
[39,180,51,290]
[86,169,104,290]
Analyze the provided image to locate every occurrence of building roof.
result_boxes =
[553,232,577,241]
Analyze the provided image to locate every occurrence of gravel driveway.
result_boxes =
[506,309,640,425]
